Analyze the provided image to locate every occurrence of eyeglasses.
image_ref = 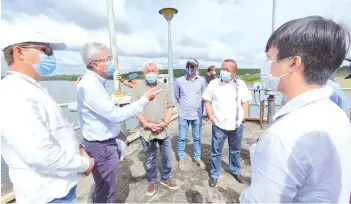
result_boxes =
[21,45,53,56]
[89,56,112,66]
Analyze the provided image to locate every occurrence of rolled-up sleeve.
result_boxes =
[77,79,149,123]
[1,99,90,175]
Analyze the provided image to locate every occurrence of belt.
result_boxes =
[84,137,117,144]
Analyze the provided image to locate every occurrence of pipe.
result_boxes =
[106,0,121,93]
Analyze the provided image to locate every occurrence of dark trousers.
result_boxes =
[83,139,119,203]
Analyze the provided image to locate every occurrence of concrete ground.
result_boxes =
[76,119,267,203]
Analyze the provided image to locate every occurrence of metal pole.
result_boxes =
[106,0,122,94]
[167,20,176,103]
[272,0,276,33]
[267,0,277,124]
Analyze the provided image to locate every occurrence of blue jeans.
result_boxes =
[140,136,172,184]
[50,186,77,203]
[210,124,244,178]
[178,117,202,160]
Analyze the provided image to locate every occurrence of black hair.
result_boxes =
[266,16,350,85]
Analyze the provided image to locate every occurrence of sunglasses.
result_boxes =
[186,63,195,69]
[21,45,53,56]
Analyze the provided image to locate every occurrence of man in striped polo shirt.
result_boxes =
[202,59,252,187]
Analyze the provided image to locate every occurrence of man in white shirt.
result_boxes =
[202,59,252,187]
[240,16,351,203]
[0,32,95,203]
[77,42,160,203]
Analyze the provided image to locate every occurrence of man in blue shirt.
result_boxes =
[77,42,161,203]
[175,59,207,170]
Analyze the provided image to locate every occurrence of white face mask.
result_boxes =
[261,60,290,91]
[213,71,216,75]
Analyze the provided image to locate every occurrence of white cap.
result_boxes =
[1,31,66,51]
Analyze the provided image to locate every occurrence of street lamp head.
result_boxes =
[159,8,178,21]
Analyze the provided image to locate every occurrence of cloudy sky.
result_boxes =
[1,0,351,76]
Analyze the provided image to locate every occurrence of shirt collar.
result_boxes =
[273,86,333,121]
[86,69,106,84]
[7,71,43,88]
[220,77,236,84]
[185,75,198,81]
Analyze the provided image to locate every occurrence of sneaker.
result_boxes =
[116,139,127,161]
[194,158,206,169]
[146,184,156,196]
[178,159,185,170]
[160,179,179,190]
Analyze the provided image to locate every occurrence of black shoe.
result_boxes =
[209,177,217,187]
[233,174,245,184]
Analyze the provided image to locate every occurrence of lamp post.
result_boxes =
[106,0,123,96]
[159,8,178,103]
[265,0,277,125]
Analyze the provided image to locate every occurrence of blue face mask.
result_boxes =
[145,73,158,84]
[106,60,116,76]
[32,54,57,76]
[220,70,233,82]
[186,67,196,76]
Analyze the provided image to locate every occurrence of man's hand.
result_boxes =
[80,147,95,177]
[145,122,163,132]
[157,121,168,128]
[116,73,123,81]
[144,87,162,101]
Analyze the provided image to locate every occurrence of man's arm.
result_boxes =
[241,82,252,121]
[122,80,135,88]
[2,99,91,176]
[174,79,180,103]
[239,132,306,203]
[202,84,215,124]
[242,102,249,121]
[78,80,149,123]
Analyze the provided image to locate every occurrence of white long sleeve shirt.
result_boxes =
[77,70,149,141]
[0,72,90,204]
[240,87,351,203]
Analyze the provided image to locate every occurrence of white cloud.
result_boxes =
[1,0,351,76]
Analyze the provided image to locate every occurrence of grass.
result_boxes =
[334,76,351,88]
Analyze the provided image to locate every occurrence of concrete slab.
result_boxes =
[76,119,267,203]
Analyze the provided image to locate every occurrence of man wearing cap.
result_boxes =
[0,32,95,203]
[77,42,161,203]
[175,59,207,170]
[117,72,140,88]
[202,59,252,187]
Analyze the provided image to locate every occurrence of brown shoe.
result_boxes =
[160,179,179,190]
[194,158,206,169]
[146,183,156,196]
[178,159,185,170]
